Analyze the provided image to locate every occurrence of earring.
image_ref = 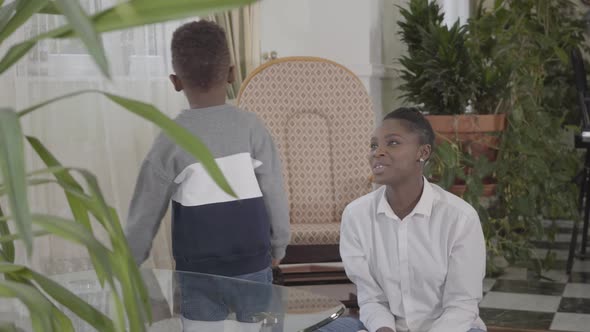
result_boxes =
[419,158,425,162]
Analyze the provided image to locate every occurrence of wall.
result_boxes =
[259,0,471,123]
[260,0,389,125]
[381,0,407,117]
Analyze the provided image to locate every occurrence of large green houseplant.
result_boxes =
[473,0,584,274]
[398,0,506,198]
[398,0,476,116]
[0,0,254,331]
[397,0,585,275]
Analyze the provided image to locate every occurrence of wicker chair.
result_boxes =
[238,57,374,283]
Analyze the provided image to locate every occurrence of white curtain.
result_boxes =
[0,0,198,273]
[209,3,261,99]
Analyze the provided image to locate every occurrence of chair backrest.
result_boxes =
[238,57,374,225]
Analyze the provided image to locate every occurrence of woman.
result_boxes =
[319,108,486,332]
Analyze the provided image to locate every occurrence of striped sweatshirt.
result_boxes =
[124,104,291,276]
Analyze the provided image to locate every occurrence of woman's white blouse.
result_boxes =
[340,179,486,332]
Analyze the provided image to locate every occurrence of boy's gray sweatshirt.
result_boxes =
[125,104,291,276]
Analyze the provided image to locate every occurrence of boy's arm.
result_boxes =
[125,159,177,265]
[251,117,291,261]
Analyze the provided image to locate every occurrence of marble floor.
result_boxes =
[479,220,590,331]
[480,259,590,331]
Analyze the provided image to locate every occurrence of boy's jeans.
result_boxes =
[179,267,273,322]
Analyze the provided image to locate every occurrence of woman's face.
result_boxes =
[369,119,430,187]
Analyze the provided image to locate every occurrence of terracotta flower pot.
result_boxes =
[425,113,507,196]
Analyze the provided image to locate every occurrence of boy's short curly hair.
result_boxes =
[171,20,230,90]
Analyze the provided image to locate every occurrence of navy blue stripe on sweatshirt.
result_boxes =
[171,197,271,276]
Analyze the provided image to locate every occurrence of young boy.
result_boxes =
[125,20,290,287]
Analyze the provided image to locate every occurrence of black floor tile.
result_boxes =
[558,297,590,314]
[570,272,590,283]
[514,259,568,271]
[531,240,574,250]
[490,279,565,296]
[479,307,554,330]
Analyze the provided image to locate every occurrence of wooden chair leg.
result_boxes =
[341,292,358,310]
[272,266,285,285]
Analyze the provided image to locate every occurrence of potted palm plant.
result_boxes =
[0,0,253,331]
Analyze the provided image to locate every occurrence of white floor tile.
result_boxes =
[563,283,590,299]
[538,269,570,283]
[555,233,579,242]
[498,267,528,280]
[480,292,561,313]
[572,259,590,273]
[532,248,569,260]
[543,219,574,228]
[555,233,589,244]
[550,312,590,332]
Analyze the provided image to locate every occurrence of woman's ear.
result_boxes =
[419,144,432,162]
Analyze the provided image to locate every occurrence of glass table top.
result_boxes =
[0,268,345,332]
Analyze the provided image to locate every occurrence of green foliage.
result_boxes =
[397,0,443,55]
[0,0,254,330]
[483,0,583,275]
[401,0,585,275]
[398,0,478,115]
